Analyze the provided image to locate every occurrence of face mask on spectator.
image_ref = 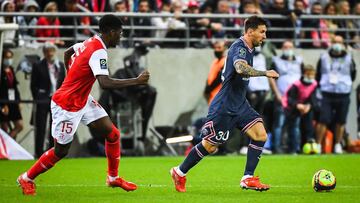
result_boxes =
[331,43,343,53]
[214,51,223,59]
[303,76,315,84]
[3,58,13,67]
[282,49,294,58]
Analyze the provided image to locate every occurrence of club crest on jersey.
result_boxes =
[100,59,107,69]
[239,48,246,57]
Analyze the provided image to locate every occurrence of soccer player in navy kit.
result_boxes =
[170,16,279,192]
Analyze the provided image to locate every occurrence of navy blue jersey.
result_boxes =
[208,37,255,116]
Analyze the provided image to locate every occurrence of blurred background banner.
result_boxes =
[0,129,33,160]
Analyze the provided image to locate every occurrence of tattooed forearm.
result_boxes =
[234,60,266,77]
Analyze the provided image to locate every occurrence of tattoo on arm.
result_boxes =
[234,60,266,77]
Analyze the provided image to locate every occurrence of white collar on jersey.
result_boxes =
[240,36,254,53]
[94,35,107,50]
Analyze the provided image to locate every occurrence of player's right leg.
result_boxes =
[241,122,270,191]
[17,100,81,195]
[17,141,71,195]
[86,111,137,192]
[171,117,231,192]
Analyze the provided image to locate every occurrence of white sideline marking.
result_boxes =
[3,184,360,189]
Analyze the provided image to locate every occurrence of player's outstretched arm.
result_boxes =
[234,60,279,79]
[97,70,150,89]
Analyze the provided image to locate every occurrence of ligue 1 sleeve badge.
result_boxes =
[100,59,107,69]
[239,48,246,57]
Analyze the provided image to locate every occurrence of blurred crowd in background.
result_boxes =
[0,0,359,48]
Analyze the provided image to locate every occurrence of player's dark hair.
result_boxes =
[244,16,267,32]
[99,14,123,33]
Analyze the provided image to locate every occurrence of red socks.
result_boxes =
[27,148,61,180]
[105,124,121,177]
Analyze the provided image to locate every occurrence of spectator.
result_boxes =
[30,42,65,158]
[323,2,339,42]
[0,1,19,47]
[36,2,65,46]
[282,64,318,153]
[204,41,226,105]
[211,0,235,38]
[59,0,91,47]
[241,0,263,15]
[265,0,294,48]
[133,0,153,42]
[302,2,330,48]
[14,0,26,11]
[17,0,39,46]
[84,0,111,12]
[114,0,128,12]
[200,0,219,13]
[0,49,23,140]
[352,2,360,49]
[269,40,303,153]
[289,0,306,47]
[186,0,221,48]
[114,0,131,47]
[239,0,263,26]
[354,2,360,30]
[152,1,186,47]
[315,35,356,154]
[336,0,356,46]
[163,0,187,47]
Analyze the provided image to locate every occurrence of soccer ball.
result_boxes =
[303,142,319,154]
[312,169,336,192]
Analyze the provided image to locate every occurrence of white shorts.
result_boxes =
[51,95,108,144]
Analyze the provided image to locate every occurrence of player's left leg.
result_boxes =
[241,121,270,191]
[87,116,137,192]
[18,141,71,195]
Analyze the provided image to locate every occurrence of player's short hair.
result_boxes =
[99,14,123,33]
[244,16,267,32]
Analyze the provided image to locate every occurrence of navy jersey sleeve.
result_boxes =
[232,45,248,66]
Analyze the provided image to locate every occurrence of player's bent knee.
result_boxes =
[54,147,69,158]
[201,140,218,154]
[254,133,267,142]
[105,124,120,143]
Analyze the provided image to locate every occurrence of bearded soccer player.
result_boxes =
[17,14,150,195]
[170,16,279,192]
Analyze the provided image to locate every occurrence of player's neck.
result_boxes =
[99,34,110,48]
[242,35,254,49]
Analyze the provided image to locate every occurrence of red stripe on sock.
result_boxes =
[105,124,121,177]
[27,148,60,180]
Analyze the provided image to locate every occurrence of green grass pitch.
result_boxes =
[1,155,360,203]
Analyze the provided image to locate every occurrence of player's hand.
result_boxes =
[266,70,279,79]
[136,70,150,85]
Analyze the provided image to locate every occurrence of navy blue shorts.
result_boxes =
[200,104,262,145]
[318,93,350,125]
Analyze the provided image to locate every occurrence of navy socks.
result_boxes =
[244,140,265,176]
[179,143,210,174]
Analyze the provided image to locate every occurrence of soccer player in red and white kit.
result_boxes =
[17,14,150,195]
